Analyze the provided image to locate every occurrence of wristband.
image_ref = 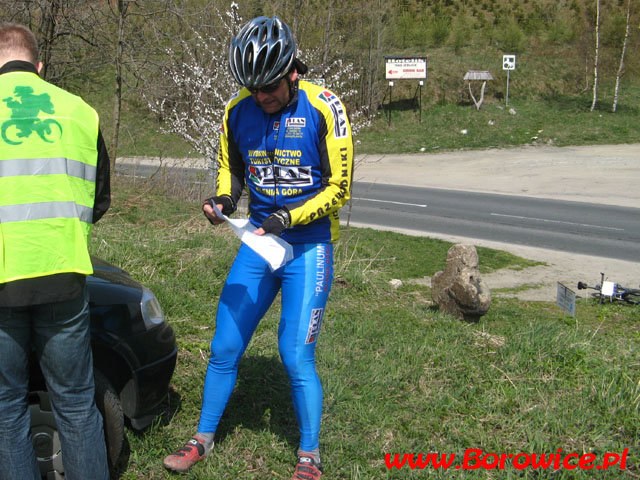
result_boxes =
[260,208,291,236]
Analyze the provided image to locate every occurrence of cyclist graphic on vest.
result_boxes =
[2,85,62,145]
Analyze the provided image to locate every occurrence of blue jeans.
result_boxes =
[0,290,109,480]
[198,243,333,451]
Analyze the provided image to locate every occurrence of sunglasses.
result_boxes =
[248,78,283,95]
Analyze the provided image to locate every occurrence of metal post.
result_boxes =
[419,81,423,123]
[388,81,394,126]
[506,69,510,107]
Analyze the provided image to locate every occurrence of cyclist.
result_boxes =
[163,15,353,480]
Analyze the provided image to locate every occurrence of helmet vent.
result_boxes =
[229,16,296,88]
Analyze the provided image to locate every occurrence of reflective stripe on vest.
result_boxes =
[0,157,97,182]
[0,202,93,224]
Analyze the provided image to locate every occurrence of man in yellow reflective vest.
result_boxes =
[0,23,111,480]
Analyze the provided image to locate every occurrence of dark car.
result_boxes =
[28,257,178,479]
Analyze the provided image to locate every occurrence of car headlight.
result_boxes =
[140,287,165,330]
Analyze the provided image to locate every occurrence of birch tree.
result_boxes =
[612,0,632,112]
[590,0,601,111]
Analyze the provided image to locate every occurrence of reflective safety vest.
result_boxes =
[0,71,99,283]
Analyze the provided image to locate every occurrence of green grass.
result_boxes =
[356,87,640,155]
[90,179,640,479]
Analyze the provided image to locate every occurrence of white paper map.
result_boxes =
[212,205,293,271]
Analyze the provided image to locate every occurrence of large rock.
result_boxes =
[431,244,492,321]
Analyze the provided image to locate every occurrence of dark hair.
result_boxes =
[0,23,39,63]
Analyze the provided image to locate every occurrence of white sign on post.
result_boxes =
[385,56,428,80]
[503,54,516,106]
[503,55,516,70]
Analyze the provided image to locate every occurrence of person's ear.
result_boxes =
[289,69,298,82]
[36,61,43,74]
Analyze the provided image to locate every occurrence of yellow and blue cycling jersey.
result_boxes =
[216,79,354,243]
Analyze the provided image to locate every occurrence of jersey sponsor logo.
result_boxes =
[315,244,330,296]
[248,164,313,187]
[317,91,348,139]
[305,308,324,344]
[284,117,305,139]
[286,117,306,128]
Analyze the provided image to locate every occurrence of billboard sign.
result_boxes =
[385,56,427,80]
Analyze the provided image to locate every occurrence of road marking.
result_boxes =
[352,197,427,208]
[490,213,625,231]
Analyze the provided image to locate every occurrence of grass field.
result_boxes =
[355,86,640,155]
[90,180,640,479]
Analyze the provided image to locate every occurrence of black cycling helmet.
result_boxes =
[229,16,296,88]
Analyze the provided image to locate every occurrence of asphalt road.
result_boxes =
[118,144,640,261]
[349,182,640,262]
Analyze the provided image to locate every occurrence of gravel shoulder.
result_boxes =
[353,144,640,301]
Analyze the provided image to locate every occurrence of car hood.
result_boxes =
[89,256,142,291]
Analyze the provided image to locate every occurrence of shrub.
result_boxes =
[497,16,525,53]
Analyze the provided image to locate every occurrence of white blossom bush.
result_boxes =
[300,46,372,136]
[146,6,370,180]
[144,4,242,177]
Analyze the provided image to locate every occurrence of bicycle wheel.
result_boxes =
[37,119,63,143]
[622,289,640,305]
[1,120,23,145]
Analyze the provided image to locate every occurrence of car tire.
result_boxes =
[94,370,126,478]
[29,371,125,479]
[29,391,64,479]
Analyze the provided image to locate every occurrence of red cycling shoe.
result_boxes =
[162,436,213,473]
[291,452,323,480]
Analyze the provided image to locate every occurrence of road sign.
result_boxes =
[385,56,427,80]
[557,282,576,316]
[503,55,516,106]
[503,55,516,70]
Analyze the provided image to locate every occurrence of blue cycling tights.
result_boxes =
[198,242,333,451]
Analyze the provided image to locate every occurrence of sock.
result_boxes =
[196,432,215,452]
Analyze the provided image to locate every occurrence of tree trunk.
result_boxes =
[366,0,385,115]
[39,0,61,79]
[590,0,600,112]
[322,0,333,65]
[111,0,128,171]
[291,0,305,39]
[612,0,631,113]
[468,81,487,110]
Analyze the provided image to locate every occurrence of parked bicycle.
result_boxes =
[577,272,640,305]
